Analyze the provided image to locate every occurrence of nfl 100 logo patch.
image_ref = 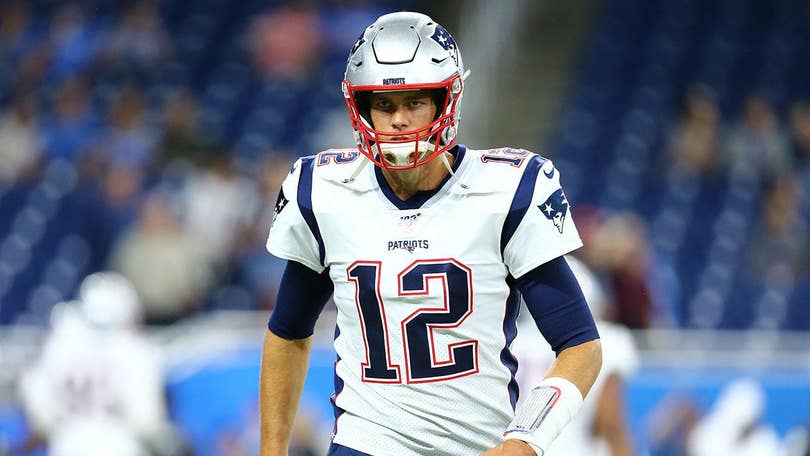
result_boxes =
[397,212,422,233]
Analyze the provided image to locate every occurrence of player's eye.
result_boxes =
[372,99,392,110]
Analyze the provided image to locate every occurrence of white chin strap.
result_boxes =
[379,141,434,167]
[344,140,470,189]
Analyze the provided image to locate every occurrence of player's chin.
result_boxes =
[390,165,424,181]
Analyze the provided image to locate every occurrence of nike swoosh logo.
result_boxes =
[543,168,555,179]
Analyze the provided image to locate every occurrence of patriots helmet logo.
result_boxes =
[430,25,459,66]
[538,189,569,234]
[349,32,365,58]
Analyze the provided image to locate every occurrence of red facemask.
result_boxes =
[342,73,463,170]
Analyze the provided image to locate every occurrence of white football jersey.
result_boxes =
[19,311,166,451]
[267,146,583,455]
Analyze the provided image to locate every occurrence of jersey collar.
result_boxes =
[373,145,467,210]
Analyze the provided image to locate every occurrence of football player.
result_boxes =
[260,12,602,456]
[16,272,168,456]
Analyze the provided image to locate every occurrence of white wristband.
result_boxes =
[503,377,583,454]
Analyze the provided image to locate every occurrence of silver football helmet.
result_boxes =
[343,12,467,169]
[79,271,141,329]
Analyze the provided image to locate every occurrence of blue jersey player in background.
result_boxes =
[260,12,602,456]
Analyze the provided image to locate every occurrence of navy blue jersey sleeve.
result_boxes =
[268,260,334,339]
[515,256,599,355]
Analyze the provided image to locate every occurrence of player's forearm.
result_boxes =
[606,430,634,456]
[503,339,602,455]
[259,329,312,456]
[599,410,634,456]
[596,374,634,456]
[544,338,602,397]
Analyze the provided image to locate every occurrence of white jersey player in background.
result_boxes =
[260,12,602,456]
[15,272,169,456]
[513,256,639,456]
[687,378,787,456]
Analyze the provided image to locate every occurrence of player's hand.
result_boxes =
[479,439,538,456]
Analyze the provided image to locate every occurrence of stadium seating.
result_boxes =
[548,0,810,330]
[0,0,807,330]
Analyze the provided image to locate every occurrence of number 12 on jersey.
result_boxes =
[347,259,479,384]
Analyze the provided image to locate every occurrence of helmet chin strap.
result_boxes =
[343,154,370,184]
[380,140,469,189]
[344,119,470,189]
[439,150,469,189]
[343,145,468,190]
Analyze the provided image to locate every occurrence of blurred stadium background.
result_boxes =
[0,0,809,455]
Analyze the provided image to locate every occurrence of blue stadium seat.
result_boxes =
[547,0,810,329]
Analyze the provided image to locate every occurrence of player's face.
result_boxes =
[368,90,437,140]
